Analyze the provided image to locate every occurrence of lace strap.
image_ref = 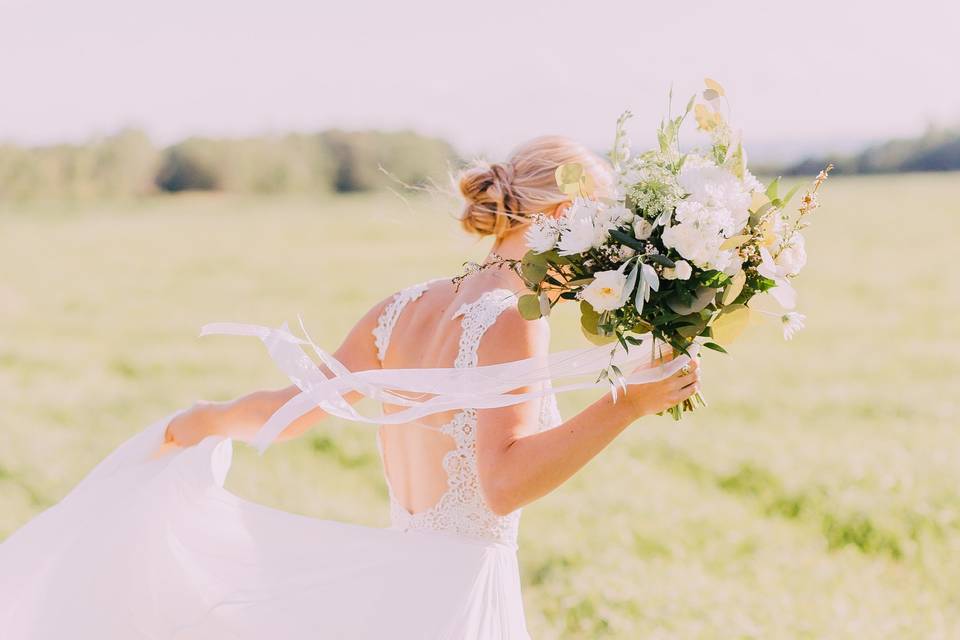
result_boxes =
[372,281,433,363]
[451,289,516,369]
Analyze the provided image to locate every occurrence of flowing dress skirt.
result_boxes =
[0,414,530,639]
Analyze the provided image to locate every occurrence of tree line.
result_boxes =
[783,127,960,175]
[0,129,459,202]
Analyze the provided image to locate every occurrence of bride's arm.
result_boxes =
[475,311,700,516]
[164,298,390,447]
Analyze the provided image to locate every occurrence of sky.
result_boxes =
[1,0,958,162]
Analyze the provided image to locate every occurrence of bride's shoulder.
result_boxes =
[474,303,550,366]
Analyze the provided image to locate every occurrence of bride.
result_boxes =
[0,136,700,639]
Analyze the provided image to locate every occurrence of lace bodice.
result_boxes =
[373,282,562,546]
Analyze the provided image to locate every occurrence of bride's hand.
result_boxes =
[163,401,220,448]
[624,355,700,418]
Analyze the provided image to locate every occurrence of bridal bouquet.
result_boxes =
[516,79,832,417]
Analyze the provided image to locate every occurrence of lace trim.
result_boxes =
[374,286,563,545]
[451,289,516,368]
[372,281,431,362]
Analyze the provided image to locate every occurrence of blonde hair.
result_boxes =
[458,136,613,238]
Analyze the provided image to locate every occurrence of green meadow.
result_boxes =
[2,173,958,638]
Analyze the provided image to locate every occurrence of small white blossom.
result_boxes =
[781,312,806,340]
[632,217,654,240]
[662,259,692,280]
[581,269,628,312]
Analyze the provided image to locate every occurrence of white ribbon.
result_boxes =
[200,320,696,453]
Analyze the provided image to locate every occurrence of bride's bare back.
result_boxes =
[373,275,553,525]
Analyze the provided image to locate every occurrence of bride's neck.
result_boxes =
[486,229,528,264]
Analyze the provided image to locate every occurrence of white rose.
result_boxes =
[632,217,654,240]
[581,269,628,312]
[663,259,692,280]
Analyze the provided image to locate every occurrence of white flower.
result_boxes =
[758,247,797,309]
[678,163,751,235]
[781,312,806,340]
[632,217,654,240]
[581,269,628,312]
[742,169,765,194]
[556,198,601,255]
[722,255,744,276]
[618,245,637,260]
[775,233,807,276]
[556,198,629,256]
[663,214,732,269]
[524,214,559,254]
[597,202,634,230]
[662,259,692,280]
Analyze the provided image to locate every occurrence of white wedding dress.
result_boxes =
[0,282,562,639]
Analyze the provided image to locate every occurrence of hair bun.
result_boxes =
[456,136,613,239]
[458,161,517,237]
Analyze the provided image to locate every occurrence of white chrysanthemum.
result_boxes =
[597,202,634,230]
[742,169,765,194]
[678,163,751,235]
[581,269,628,312]
[556,198,629,256]
[781,312,806,340]
[556,198,602,255]
[524,214,559,254]
[775,233,807,276]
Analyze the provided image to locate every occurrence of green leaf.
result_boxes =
[538,291,551,317]
[579,300,600,333]
[765,177,781,201]
[609,228,646,250]
[779,183,802,208]
[667,287,716,315]
[645,253,676,268]
[702,341,728,354]
[518,294,542,320]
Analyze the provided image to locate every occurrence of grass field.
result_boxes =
[2,173,959,638]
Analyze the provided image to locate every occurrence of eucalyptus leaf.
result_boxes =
[720,270,747,306]
[720,234,751,251]
[538,291,551,317]
[710,304,751,344]
[580,300,599,332]
[667,286,716,315]
[518,294,542,320]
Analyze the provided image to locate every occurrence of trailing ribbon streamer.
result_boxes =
[200,320,696,453]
